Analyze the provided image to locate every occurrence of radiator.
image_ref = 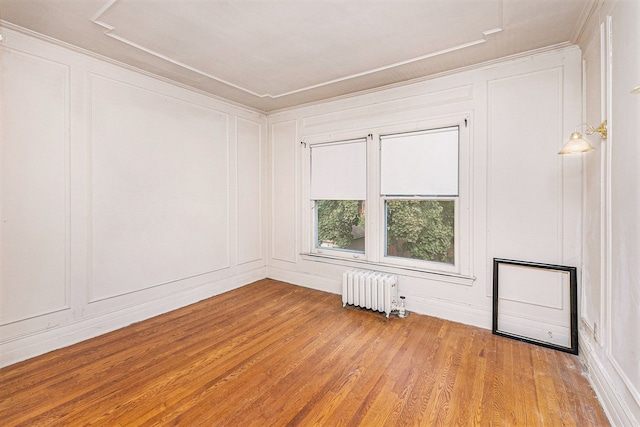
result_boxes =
[342,269,398,317]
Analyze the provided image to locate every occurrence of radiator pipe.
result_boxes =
[398,296,407,318]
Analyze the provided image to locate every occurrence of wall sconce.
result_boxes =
[632,84,640,94]
[558,121,607,155]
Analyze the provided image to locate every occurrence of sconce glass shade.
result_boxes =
[558,131,596,154]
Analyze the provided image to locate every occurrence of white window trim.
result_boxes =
[301,113,472,279]
[303,132,370,261]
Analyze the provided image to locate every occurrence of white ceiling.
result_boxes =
[0,0,594,112]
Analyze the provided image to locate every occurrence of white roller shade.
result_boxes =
[380,127,458,196]
[310,138,366,200]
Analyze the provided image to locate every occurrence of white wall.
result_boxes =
[267,47,583,331]
[2,10,636,425]
[0,27,267,367]
[579,0,640,425]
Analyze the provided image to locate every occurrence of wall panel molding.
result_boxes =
[236,116,263,265]
[87,73,231,302]
[0,25,268,367]
[486,67,565,264]
[605,9,640,409]
[302,85,473,133]
[0,45,71,326]
[270,120,298,264]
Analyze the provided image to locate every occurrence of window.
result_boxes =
[385,199,455,264]
[380,127,459,267]
[316,200,365,251]
[310,138,366,255]
[305,119,468,277]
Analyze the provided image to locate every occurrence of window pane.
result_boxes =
[380,127,458,196]
[386,200,454,264]
[316,200,365,252]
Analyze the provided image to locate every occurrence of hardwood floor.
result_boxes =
[0,279,608,426]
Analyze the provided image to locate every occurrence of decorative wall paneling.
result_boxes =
[89,74,231,302]
[267,47,582,331]
[270,120,298,264]
[301,85,473,134]
[236,117,264,266]
[608,3,640,416]
[488,69,564,264]
[486,67,581,342]
[580,22,606,345]
[1,47,70,327]
[576,0,640,424]
[0,27,267,367]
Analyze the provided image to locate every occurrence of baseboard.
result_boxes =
[267,266,491,330]
[267,266,342,295]
[1,267,267,368]
[579,330,639,426]
[403,293,491,330]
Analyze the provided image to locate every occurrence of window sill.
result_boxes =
[300,253,476,287]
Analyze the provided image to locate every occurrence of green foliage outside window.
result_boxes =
[316,199,454,264]
[386,200,454,264]
[316,200,364,250]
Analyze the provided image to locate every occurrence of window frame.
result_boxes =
[313,199,366,255]
[307,135,369,261]
[378,124,463,273]
[381,196,460,273]
[302,114,471,278]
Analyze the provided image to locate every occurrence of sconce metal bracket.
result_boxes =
[587,120,607,139]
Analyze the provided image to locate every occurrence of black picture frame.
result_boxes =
[492,258,578,354]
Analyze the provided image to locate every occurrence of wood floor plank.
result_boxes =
[0,279,609,426]
[289,314,407,426]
